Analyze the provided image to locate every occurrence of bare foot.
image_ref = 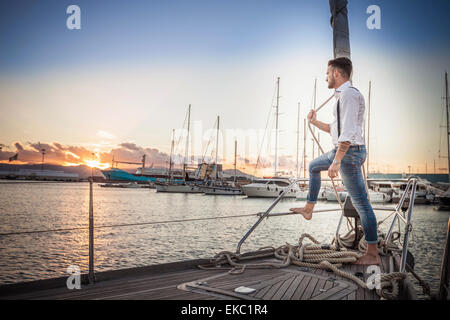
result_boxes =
[353,254,381,265]
[289,206,313,220]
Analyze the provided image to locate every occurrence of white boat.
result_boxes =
[245,78,297,199]
[123,182,143,188]
[155,183,202,193]
[296,187,327,201]
[324,189,348,202]
[324,188,391,203]
[100,182,150,189]
[368,190,391,203]
[200,185,244,195]
[391,181,434,204]
[241,178,299,198]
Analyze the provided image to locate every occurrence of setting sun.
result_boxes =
[84,159,110,170]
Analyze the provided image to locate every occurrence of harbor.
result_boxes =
[0,179,449,301]
[1,0,450,309]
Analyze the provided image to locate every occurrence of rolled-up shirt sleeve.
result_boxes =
[337,90,359,144]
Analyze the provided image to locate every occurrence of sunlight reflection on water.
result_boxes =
[0,181,448,299]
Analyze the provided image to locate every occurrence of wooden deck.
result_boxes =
[0,255,396,300]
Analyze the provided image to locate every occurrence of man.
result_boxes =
[290,57,380,265]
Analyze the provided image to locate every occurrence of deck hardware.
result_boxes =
[234,286,256,294]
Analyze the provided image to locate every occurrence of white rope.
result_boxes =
[199,233,407,299]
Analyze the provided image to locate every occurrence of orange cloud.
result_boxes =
[0,141,171,170]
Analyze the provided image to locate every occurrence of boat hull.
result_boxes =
[296,189,327,201]
[155,184,202,193]
[242,185,297,198]
[200,186,244,195]
[324,190,347,202]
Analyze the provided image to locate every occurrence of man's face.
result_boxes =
[326,65,336,89]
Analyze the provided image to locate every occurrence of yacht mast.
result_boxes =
[234,140,237,183]
[329,0,351,59]
[183,104,191,179]
[274,77,280,178]
[445,72,450,182]
[169,129,175,183]
[215,115,220,180]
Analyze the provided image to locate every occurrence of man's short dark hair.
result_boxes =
[328,57,352,79]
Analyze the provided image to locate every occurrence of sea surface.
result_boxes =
[0,181,449,299]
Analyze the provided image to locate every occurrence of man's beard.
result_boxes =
[327,76,335,89]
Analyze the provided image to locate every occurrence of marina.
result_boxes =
[0,179,449,300]
[1,0,450,308]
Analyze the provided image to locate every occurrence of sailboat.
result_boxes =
[155,105,203,193]
[241,77,300,198]
[200,134,244,195]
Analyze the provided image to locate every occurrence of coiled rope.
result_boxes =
[199,233,406,299]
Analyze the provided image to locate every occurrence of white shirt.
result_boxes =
[329,81,366,146]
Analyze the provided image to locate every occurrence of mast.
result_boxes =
[41,148,46,171]
[296,102,300,179]
[215,115,220,180]
[367,81,372,178]
[274,77,280,178]
[183,104,191,179]
[234,140,237,183]
[169,129,175,183]
[329,0,351,59]
[446,72,450,182]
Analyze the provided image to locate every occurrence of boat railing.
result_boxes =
[236,177,419,274]
[1,177,419,286]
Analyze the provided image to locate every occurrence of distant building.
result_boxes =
[0,169,80,181]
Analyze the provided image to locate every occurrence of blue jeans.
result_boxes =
[306,145,378,244]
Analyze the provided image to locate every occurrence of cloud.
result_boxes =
[0,140,298,176]
[97,130,116,140]
[119,142,140,151]
[0,141,170,168]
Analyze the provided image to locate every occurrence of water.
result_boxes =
[0,181,448,299]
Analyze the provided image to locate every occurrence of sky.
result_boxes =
[0,0,449,176]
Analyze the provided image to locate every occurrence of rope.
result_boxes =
[406,263,432,297]
[199,232,407,299]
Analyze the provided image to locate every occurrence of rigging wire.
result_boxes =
[172,108,190,168]
[0,212,263,237]
[253,81,278,177]
[200,117,218,164]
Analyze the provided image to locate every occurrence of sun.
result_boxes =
[84,159,110,170]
